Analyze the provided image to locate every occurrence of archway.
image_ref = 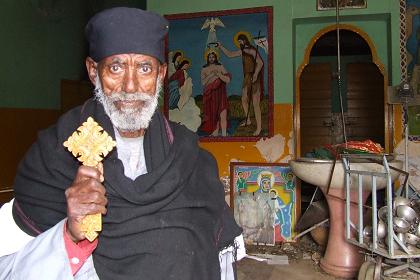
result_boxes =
[295,24,391,157]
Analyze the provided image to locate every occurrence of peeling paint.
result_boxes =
[255,134,286,162]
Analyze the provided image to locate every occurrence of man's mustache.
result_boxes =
[107,92,154,102]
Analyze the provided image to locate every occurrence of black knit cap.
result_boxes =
[85,7,168,63]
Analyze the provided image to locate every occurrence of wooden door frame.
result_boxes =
[294,24,392,157]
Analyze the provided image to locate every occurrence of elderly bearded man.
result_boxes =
[0,7,244,280]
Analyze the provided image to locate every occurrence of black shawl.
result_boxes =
[12,99,241,280]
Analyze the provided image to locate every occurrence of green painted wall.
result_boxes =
[1,0,146,109]
[1,0,88,109]
[2,0,399,108]
[148,0,401,104]
[294,15,395,82]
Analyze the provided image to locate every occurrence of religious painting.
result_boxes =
[317,0,367,10]
[230,162,297,243]
[404,0,420,140]
[234,192,276,245]
[164,7,273,141]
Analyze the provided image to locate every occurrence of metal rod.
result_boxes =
[358,174,363,244]
[384,264,410,276]
[404,102,409,199]
[392,231,410,254]
[346,170,388,177]
[410,264,420,274]
[372,175,378,250]
[293,218,329,241]
[308,187,319,206]
[344,157,351,239]
[335,0,348,146]
[385,156,394,256]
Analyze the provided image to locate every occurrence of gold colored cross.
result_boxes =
[63,117,116,242]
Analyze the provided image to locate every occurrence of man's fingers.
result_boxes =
[97,163,105,182]
[68,201,107,217]
[72,190,108,206]
[70,177,106,195]
[82,202,107,215]
[74,165,103,183]
[66,164,107,242]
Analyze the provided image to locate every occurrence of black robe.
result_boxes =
[12,98,242,280]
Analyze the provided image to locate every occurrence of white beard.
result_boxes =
[94,75,162,132]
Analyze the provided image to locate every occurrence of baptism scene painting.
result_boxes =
[230,162,296,244]
[164,7,273,141]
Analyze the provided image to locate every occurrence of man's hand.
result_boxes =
[65,164,107,243]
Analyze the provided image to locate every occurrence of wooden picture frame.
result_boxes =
[164,7,273,141]
[317,0,367,10]
[230,162,298,243]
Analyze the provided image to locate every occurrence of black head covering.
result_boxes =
[85,7,168,62]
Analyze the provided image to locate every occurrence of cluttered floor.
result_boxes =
[236,235,339,280]
[236,235,420,280]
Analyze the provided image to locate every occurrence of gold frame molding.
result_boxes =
[295,24,392,157]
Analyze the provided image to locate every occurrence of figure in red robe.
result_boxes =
[200,51,231,136]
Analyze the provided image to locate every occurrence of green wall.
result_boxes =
[1,0,88,109]
[148,0,401,104]
[2,0,400,108]
[1,0,146,109]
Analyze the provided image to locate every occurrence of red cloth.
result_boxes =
[63,222,98,275]
[169,69,185,88]
[325,139,384,159]
[200,74,230,134]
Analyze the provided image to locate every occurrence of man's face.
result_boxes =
[238,39,246,50]
[87,53,167,132]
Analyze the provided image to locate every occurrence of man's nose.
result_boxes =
[123,68,137,93]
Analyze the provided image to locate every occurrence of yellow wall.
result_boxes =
[199,103,404,179]
[199,104,293,177]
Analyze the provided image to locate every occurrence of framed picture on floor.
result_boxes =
[164,7,273,141]
[230,162,297,243]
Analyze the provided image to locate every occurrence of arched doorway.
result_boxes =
[295,24,391,157]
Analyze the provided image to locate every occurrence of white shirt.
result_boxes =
[114,129,147,179]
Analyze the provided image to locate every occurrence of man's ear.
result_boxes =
[159,63,168,80]
[86,57,98,86]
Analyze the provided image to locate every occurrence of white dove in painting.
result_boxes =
[201,17,225,48]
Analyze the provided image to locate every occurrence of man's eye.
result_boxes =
[139,65,152,73]
[110,65,122,73]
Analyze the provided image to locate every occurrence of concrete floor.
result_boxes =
[237,257,341,280]
[237,253,420,280]
[235,235,343,280]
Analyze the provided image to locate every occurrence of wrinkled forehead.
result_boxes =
[99,53,162,66]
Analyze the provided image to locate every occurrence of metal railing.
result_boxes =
[342,154,420,275]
